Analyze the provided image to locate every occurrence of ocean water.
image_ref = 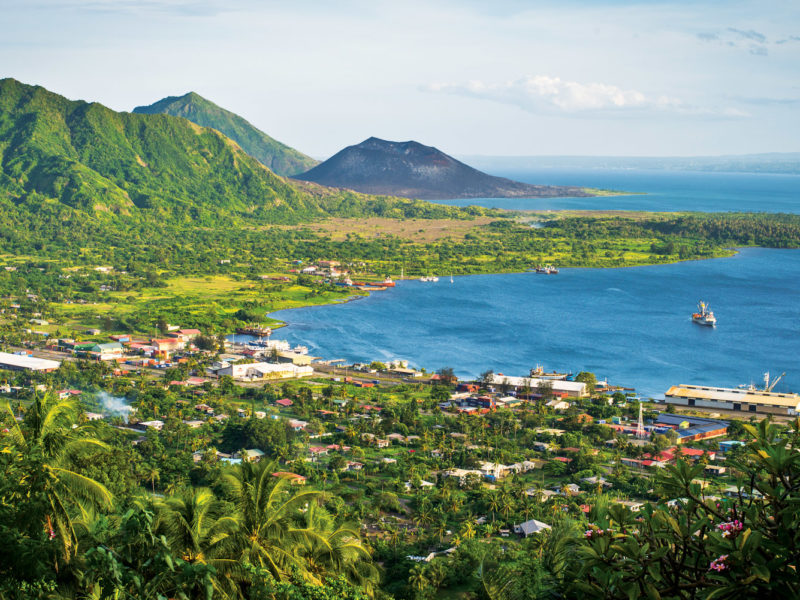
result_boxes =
[269,248,800,399]
[432,168,800,213]
[265,170,800,398]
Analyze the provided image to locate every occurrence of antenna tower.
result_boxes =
[636,401,646,439]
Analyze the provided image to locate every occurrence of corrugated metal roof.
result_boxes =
[666,385,800,408]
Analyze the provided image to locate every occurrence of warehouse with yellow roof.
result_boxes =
[665,384,800,416]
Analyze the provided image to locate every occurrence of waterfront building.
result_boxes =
[654,414,729,443]
[665,384,800,416]
[487,374,588,398]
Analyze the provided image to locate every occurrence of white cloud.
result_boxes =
[425,75,748,118]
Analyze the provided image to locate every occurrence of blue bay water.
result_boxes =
[270,249,800,399]
[432,168,800,213]
[267,170,800,399]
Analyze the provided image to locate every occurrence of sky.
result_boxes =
[1,0,798,158]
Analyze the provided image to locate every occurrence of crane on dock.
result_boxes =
[764,372,785,392]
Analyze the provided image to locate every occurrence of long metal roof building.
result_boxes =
[665,384,800,416]
[0,351,61,372]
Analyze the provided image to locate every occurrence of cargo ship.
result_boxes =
[235,325,272,337]
[529,364,571,380]
[692,301,716,327]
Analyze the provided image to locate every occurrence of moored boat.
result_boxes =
[535,264,559,274]
[236,325,272,337]
[692,301,716,327]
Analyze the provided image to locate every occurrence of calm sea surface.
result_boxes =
[433,168,800,213]
[266,170,800,399]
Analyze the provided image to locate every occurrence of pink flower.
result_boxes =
[49,529,56,541]
[709,555,729,572]
[718,520,743,538]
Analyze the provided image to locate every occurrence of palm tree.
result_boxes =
[145,465,161,494]
[2,394,112,566]
[223,459,373,586]
[408,563,429,594]
[299,503,379,595]
[155,487,238,563]
[433,518,449,542]
[459,520,476,540]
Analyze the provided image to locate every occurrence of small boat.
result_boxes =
[692,301,716,327]
[236,325,272,337]
[373,277,395,287]
[450,274,454,284]
[420,275,438,282]
[535,264,558,274]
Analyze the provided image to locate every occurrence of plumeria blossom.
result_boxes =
[718,520,744,538]
[709,555,729,572]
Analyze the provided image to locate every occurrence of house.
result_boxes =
[276,398,293,408]
[581,476,612,489]
[616,500,645,512]
[236,449,266,462]
[387,433,406,443]
[84,412,105,421]
[718,440,746,453]
[254,411,267,419]
[139,420,164,431]
[375,438,390,448]
[704,465,727,476]
[404,480,435,490]
[345,461,364,471]
[479,462,510,481]
[195,403,214,414]
[558,483,581,495]
[272,471,307,485]
[168,329,202,342]
[182,420,205,429]
[443,468,484,485]
[308,446,329,459]
[151,338,185,353]
[288,419,308,431]
[514,519,551,538]
[526,488,559,502]
[546,399,570,411]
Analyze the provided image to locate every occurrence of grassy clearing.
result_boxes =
[287,216,498,243]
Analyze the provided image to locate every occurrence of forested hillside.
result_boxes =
[0,79,476,227]
[133,92,318,176]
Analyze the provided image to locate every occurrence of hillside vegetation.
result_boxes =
[133,92,318,176]
[0,78,478,227]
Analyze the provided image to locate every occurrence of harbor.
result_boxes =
[269,247,800,400]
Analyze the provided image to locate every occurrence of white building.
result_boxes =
[218,362,314,381]
[488,374,587,398]
[0,352,61,372]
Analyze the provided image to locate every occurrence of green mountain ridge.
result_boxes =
[0,78,474,230]
[132,91,318,176]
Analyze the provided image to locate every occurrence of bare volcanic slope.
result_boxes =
[293,137,594,199]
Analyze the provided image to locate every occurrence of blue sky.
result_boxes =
[1,0,798,157]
